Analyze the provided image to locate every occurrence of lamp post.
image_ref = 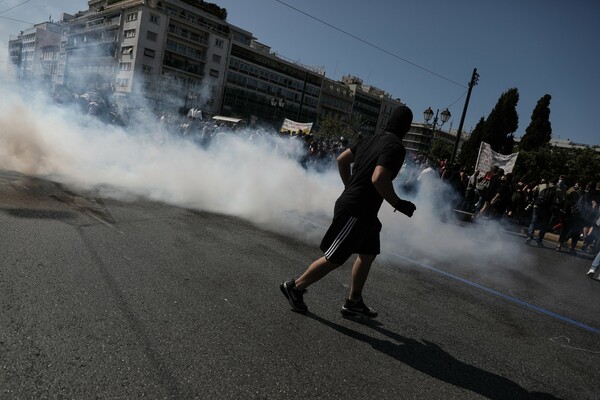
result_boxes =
[185,91,198,109]
[271,96,286,129]
[450,68,480,164]
[423,106,451,137]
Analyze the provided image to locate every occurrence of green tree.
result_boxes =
[428,139,453,161]
[347,114,369,138]
[570,147,600,185]
[316,114,359,141]
[513,146,600,185]
[483,88,519,154]
[519,94,552,151]
[457,117,486,169]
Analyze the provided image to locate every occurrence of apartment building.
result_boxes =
[8,2,451,153]
[316,77,353,123]
[8,21,62,88]
[52,0,230,113]
[222,30,325,125]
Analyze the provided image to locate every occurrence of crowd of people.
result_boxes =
[399,155,600,275]
[67,95,600,277]
[166,115,600,266]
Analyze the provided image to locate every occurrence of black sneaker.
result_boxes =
[340,297,378,319]
[280,280,308,313]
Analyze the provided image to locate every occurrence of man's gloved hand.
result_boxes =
[394,199,416,217]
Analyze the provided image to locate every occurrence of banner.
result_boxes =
[475,142,519,174]
[280,118,313,134]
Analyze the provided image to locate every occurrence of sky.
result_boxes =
[1,0,599,146]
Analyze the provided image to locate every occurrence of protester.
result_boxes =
[525,177,556,246]
[556,179,585,254]
[477,166,503,218]
[460,168,480,212]
[280,106,416,317]
[490,172,513,219]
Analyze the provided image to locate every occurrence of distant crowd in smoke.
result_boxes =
[4,80,595,277]
[26,84,599,262]
[401,155,600,257]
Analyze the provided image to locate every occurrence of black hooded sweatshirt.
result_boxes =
[335,106,413,218]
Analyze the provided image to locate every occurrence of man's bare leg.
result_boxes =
[294,256,340,290]
[349,254,376,301]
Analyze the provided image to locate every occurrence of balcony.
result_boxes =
[167,26,208,47]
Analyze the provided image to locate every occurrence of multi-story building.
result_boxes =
[8,21,62,88]
[222,31,325,125]
[404,123,434,155]
[341,75,380,137]
[54,0,231,114]
[9,2,468,156]
[317,76,353,123]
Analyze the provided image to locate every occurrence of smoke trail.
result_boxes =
[0,74,529,268]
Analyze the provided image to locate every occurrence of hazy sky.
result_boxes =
[2,0,599,146]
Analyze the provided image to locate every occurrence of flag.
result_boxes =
[475,142,519,174]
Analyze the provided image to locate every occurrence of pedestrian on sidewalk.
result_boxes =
[280,106,416,318]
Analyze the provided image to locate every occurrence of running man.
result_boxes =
[280,106,416,318]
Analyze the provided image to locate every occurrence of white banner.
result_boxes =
[475,142,519,174]
[280,118,313,134]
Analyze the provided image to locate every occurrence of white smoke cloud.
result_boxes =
[0,73,530,269]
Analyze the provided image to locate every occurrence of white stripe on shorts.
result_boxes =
[324,216,357,260]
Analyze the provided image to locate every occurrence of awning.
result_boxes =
[212,116,242,123]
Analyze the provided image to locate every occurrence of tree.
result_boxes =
[457,117,486,169]
[316,114,358,141]
[482,88,519,154]
[518,94,552,151]
[512,146,600,185]
[346,114,369,138]
[428,139,453,162]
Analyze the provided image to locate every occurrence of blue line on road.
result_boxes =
[387,251,600,336]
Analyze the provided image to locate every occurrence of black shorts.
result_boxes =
[319,211,382,265]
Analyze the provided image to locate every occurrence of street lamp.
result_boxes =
[271,96,285,109]
[423,107,451,133]
[271,96,286,127]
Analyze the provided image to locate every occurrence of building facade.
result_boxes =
[6,0,475,158]
[222,33,325,125]
[55,0,232,114]
[8,21,62,89]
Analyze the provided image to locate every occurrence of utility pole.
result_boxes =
[450,68,479,164]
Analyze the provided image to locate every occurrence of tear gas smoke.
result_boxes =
[0,74,529,269]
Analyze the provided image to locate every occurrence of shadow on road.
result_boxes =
[1,207,76,220]
[307,313,561,400]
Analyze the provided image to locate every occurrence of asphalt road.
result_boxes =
[0,171,598,399]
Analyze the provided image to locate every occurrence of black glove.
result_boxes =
[394,199,416,217]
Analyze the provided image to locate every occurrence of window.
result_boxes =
[120,62,132,71]
[121,46,134,58]
[147,31,157,41]
[142,64,153,74]
[124,29,136,38]
[144,48,155,58]
[126,12,137,22]
[215,38,223,48]
[116,78,129,87]
[210,69,219,78]
[212,54,221,63]
[150,14,160,24]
